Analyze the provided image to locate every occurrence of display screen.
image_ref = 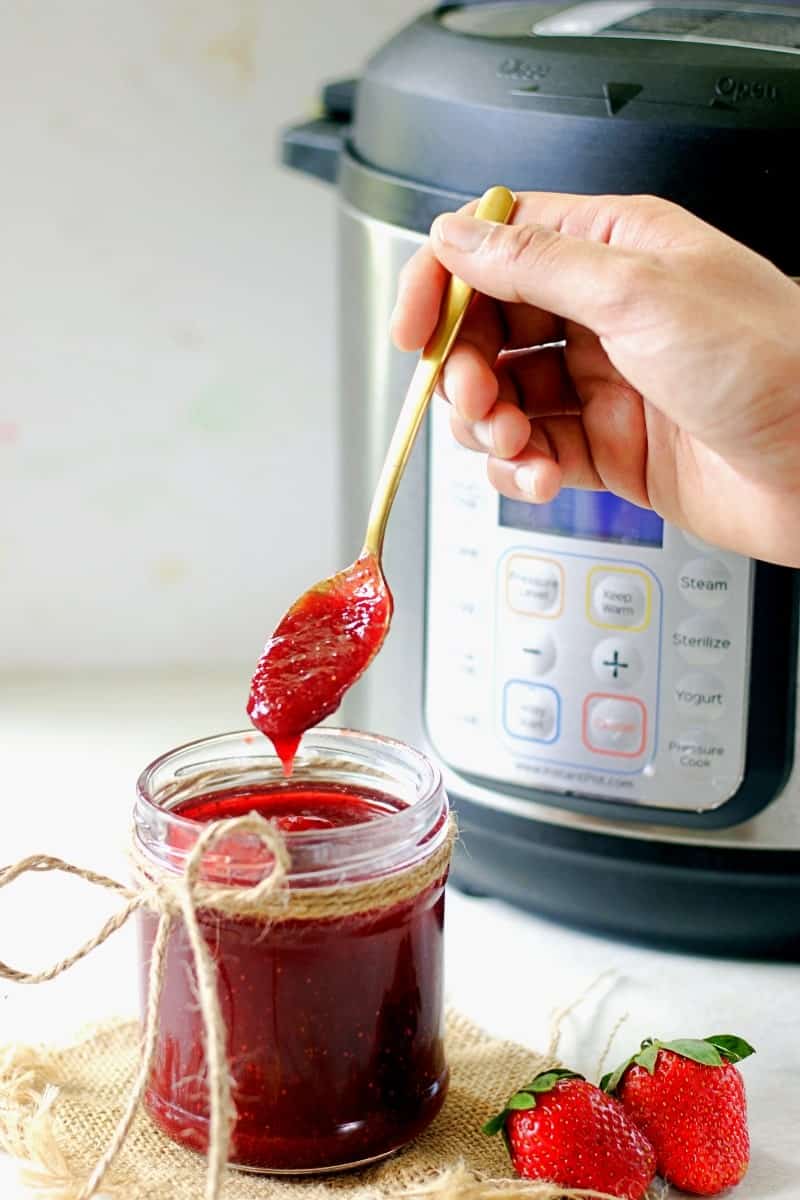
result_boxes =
[499,489,664,547]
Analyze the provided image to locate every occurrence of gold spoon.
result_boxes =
[248,185,516,771]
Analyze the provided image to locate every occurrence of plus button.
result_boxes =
[602,650,629,679]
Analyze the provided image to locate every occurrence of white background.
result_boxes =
[0,0,421,670]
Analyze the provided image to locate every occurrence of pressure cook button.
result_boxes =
[513,631,557,678]
[589,570,649,630]
[670,729,726,774]
[674,672,726,720]
[678,558,731,609]
[503,681,560,743]
[591,638,643,687]
[582,694,647,756]
[506,555,563,618]
[672,616,732,666]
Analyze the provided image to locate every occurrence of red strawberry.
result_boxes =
[483,1068,656,1199]
[601,1035,755,1195]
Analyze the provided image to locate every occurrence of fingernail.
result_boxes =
[472,419,494,450]
[514,466,538,498]
[433,214,490,253]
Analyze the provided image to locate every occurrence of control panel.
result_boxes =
[424,398,753,812]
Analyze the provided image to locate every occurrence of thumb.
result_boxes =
[430,212,647,332]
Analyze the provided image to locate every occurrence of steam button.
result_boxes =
[678,559,731,609]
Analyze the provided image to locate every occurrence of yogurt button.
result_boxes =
[674,672,726,720]
[678,559,731,609]
[672,616,732,666]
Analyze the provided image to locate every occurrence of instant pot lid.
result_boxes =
[343,1,800,263]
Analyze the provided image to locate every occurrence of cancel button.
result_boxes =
[670,730,726,773]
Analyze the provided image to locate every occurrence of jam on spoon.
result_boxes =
[248,186,516,773]
[247,554,392,772]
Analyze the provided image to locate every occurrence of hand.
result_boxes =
[390,192,800,567]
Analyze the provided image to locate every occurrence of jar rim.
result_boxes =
[134,727,448,885]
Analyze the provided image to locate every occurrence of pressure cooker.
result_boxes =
[283,1,800,956]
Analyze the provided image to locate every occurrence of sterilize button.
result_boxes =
[678,559,731,609]
[582,694,647,756]
[670,729,726,773]
[506,554,564,617]
[591,637,643,687]
[513,631,557,678]
[672,615,732,666]
[674,672,726,720]
[503,681,560,743]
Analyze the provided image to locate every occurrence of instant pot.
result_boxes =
[283,1,800,956]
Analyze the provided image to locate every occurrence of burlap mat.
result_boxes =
[0,1010,624,1200]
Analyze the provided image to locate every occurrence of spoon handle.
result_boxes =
[362,185,516,560]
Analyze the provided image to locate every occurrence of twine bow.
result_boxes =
[0,814,291,1200]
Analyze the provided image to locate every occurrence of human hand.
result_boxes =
[391,193,800,567]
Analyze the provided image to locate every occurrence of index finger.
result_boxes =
[391,241,450,352]
[391,198,482,351]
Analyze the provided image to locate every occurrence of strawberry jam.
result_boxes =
[247,554,392,774]
[136,730,449,1174]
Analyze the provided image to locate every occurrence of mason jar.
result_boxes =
[134,728,452,1173]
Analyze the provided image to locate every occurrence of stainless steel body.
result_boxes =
[338,204,800,854]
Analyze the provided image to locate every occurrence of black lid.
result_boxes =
[340,1,800,264]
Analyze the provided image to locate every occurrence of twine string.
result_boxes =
[0,814,292,1200]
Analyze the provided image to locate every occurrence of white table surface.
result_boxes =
[1,672,798,1197]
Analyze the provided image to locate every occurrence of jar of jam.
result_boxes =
[134,728,451,1174]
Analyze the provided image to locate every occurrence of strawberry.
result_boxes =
[483,1068,656,1199]
[601,1035,755,1196]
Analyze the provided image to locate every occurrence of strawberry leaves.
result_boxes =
[483,1069,582,1136]
[704,1035,756,1063]
[601,1035,755,1094]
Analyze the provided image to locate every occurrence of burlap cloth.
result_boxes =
[0,1010,629,1200]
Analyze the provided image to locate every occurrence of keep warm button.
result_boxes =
[674,672,726,720]
[588,568,651,631]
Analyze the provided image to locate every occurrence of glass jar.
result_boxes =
[134,728,451,1174]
